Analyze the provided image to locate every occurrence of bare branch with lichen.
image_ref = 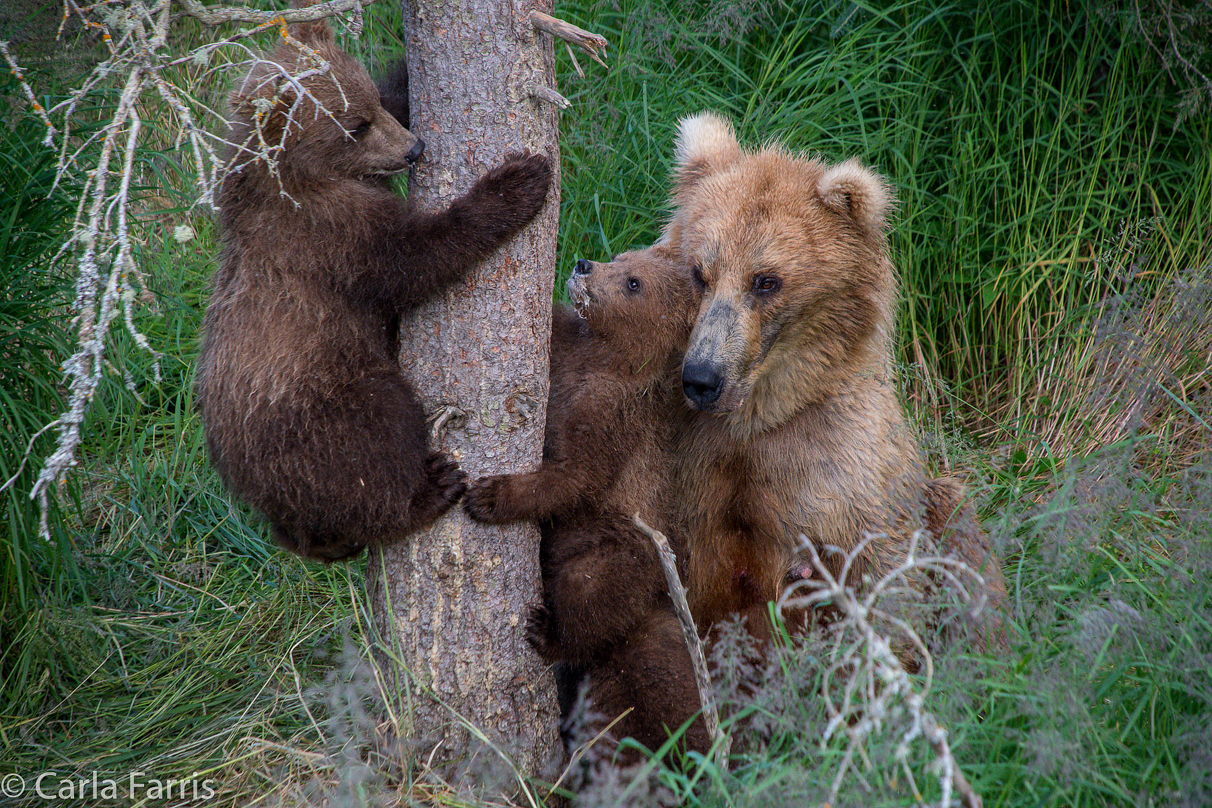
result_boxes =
[779,531,985,808]
[178,0,366,28]
[0,0,378,535]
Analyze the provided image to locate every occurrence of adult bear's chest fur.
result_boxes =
[673,416,802,628]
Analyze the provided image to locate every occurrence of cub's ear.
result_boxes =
[816,158,895,238]
[230,71,299,137]
[290,18,334,47]
[288,0,335,46]
[672,111,741,195]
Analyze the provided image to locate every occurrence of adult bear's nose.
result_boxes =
[682,362,724,408]
[573,259,592,275]
[405,138,426,164]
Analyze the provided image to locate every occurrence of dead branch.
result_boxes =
[632,514,730,766]
[528,10,607,78]
[177,0,368,28]
[526,84,570,109]
[0,0,377,535]
[780,533,984,808]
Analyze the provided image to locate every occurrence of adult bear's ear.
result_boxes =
[672,111,741,196]
[816,158,895,238]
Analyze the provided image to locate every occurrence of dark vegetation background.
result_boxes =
[1,0,1209,805]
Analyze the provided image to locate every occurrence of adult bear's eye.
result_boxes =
[349,121,371,139]
[627,277,642,292]
[753,274,781,295]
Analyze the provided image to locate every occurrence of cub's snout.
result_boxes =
[405,138,425,164]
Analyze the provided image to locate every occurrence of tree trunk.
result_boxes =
[365,0,563,790]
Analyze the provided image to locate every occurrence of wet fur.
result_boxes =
[196,19,551,561]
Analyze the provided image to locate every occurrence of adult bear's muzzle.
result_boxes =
[682,361,725,408]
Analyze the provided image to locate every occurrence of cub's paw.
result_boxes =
[525,603,564,662]
[473,151,552,223]
[402,453,466,533]
[462,474,514,523]
[312,540,368,564]
[275,524,366,565]
[425,451,467,506]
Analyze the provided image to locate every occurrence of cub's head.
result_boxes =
[228,18,423,186]
[567,245,699,370]
[664,112,898,428]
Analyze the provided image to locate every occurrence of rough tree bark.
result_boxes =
[365,0,563,788]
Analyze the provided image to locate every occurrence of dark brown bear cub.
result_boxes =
[463,247,709,754]
[196,18,551,562]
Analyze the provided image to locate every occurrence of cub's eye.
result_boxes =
[753,274,781,295]
[626,277,642,292]
[692,265,707,289]
[349,121,372,139]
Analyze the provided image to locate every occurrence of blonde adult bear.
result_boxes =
[664,112,1005,646]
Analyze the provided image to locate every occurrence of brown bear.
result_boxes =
[195,17,552,562]
[662,112,1006,645]
[376,58,410,128]
[463,246,710,755]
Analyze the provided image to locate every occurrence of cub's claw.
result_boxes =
[475,152,552,221]
[425,451,467,505]
[462,474,510,523]
[525,602,564,662]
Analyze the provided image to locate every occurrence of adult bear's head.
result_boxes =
[662,112,899,434]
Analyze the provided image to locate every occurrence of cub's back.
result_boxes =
[546,304,677,530]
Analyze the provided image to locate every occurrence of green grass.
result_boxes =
[553,0,1210,460]
[1,0,1210,805]
[0,74,82,629]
